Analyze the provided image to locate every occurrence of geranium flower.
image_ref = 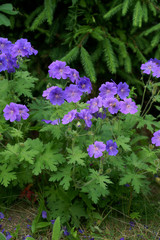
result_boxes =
[87,141,106,158]
[106,140,118,156]
[151,130,160,146]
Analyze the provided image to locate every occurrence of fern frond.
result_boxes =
[148,2,157,16]
[142,3,148,23]
[124,55,132,73]
[141,23,160,36]
[61,46,79,64]
[122,0,131,16]
[80,47,96,83]
[128,42,147,62]
[103,38,117,74]
[30,9,46,31]
[133,1,143,28]
[25,6,43,28]
[151,33,160,48]
[91,43,102,62]
[44,0,55,25]
[103,3,123,20]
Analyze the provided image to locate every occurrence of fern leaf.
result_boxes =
[141,23,160,36]
[142,3,148,23]
[133,1,143,28]
[25,6,43,28]
[122,0,131,16]
[44,0,54,25]
[151,33,160,48]
[103,3,123,20]
[30,9,46,31]
[91,43,102,62]
[124,55,132,73]
[148,2,157,16]
[61,46,79,64]
[103,39,117,74]
[80,47,96,83]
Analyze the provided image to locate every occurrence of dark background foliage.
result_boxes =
[1,0,160,102]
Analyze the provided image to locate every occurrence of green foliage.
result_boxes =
[0,232,6,240]
[80,47,96,83]
[0,3,18,27]
[52,217,61,240]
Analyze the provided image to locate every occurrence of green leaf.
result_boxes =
[80,47,96,83]
[0,3,18,15]
[52,216,61,240]
[103,39,117,74]
[31,199,45,234]
[13,71,38,98]
[122,0,131,16]
[0,13,10,26]
[61,46,79,64]
[49,165,72,190]
[116,135,131,151]
[81,169,112,203]
[133,1,143,27]
[67,146,87,166]
[103,3,123,20]
[0,164,16,187]
[36,222,51,229]
[0,232,7,240]
[25,238,35,240]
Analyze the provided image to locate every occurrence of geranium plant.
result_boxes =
[0,37,160,228]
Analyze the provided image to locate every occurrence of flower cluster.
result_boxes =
[87,140,118,158]
[0,37,38,73]
[140,58,160,78]
[3,102,29,122]
[42,60,138,128]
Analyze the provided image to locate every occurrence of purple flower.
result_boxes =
[140,60,157,75]
[77,109,93,127]
[152,66,160,78]
[117,82,130,99]
[87,96,103,114]
[125,184,130,187]
[119,238,124,240]
[49,87,65,105]
[3,103,19,122]
[62,109,77,124]
[99,82,117,99]
[119,98,138,114]
[64,84,83,103]
[63,227,70,236]
[106,140,118,156]
[0,38,12,54]
[48,60,71,79]
[51,220,55,224]
[5,53,19,73]
[16,104,29,121]
[68,68,79,83]
[151,130,160,146]
[0,212,4,219]
[42,119,60,125]
[23,235,32,240]
[103,97,120,114]
[78,229,84,233]
[77,76,92,94]
[42,211,47,219]
[0,53,7,72]
[87,141,106,158]
[11,38,37,58]
[6,232,12,240]
[42,86,57,100]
